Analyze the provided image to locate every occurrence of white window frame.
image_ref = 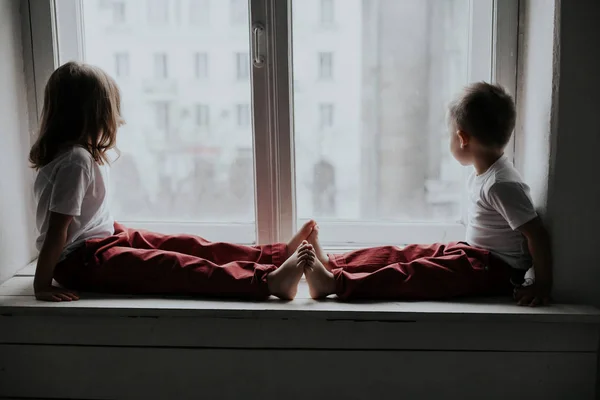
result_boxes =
[28,0,518,247]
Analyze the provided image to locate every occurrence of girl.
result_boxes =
[31,61,314,302]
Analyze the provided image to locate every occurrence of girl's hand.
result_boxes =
[35,286,80,302]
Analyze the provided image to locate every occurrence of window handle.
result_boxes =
[252,23,265,68]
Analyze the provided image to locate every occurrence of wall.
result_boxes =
[514,0,558,214]
[517,0,600,306]
[0,0,36,283]
[548,0,600,305]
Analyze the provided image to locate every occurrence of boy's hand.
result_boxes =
[513,283,550,307]
[35,286,80,302]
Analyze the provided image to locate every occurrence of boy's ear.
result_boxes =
[457,130,470,148]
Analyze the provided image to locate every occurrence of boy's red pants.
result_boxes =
[329,243,515,300]
[55,224,516,300]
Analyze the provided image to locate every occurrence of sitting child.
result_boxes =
[31,61,313,302]
[300,82,552,306]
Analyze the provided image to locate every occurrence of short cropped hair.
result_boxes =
[448,82,516,148]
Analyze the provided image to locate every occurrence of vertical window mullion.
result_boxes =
[250,0,295,244]
[493,0,519,162]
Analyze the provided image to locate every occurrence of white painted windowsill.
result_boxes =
[1,263,599,324]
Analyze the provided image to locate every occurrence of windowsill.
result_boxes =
[1,264,599,323]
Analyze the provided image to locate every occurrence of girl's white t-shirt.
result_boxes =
[34,146,114,258]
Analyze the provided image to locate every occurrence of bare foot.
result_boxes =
[301,249,336,299]
[306,225,331,270]
[268,241,311,300]
[286,220,316,258]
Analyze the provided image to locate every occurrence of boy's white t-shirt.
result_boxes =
[34,146,114,258]
[466,154,538,270]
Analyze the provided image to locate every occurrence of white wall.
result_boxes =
[517,0,600,306]
[0,0,36,283]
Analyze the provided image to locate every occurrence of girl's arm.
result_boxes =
[34,211,80,302]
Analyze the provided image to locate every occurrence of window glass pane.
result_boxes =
[81,0,256,225]
[293,0,470,222]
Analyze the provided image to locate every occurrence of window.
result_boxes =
[147,0,169,25]
[194,52,208,79]
[153,53,168,79]
[190,0,210,26]
[196,104,210,128]
[153,101,170,132]
[320,0,334,26]
[112,1,126,24]
[236,104,250,127]
[45,0,516,245]
[235,52,249,80]
[230,0,246,25]
[115,53,129,78]
[318,103,334,128]
[318,52,333,80]
[313,160,336,216]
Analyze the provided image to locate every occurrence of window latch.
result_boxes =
[252,23,265,68]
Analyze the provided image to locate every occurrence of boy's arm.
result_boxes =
[34,211,79,302]
[516,217,552,306]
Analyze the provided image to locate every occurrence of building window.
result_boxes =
[318,52,333,80]
[196,104,210,128]
[153,101,170,132]
[230,0,246,25]
[194,52,208,79]
[236,104,250,127]
[112,1,126,24]
[154,53,168,79]
[312,160,336,216]
[235,52,249,80]
[190,0,210,25]
[147,0,169,25]
[319,103,334,128]
[320,0,334,26]
[115,53,129,78]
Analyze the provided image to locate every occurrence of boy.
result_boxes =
[300,82,552,306]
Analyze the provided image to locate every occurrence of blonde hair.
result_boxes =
[29,61,124,169]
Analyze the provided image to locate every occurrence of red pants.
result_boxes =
[54,223,287,300]
[329,243,516,300]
